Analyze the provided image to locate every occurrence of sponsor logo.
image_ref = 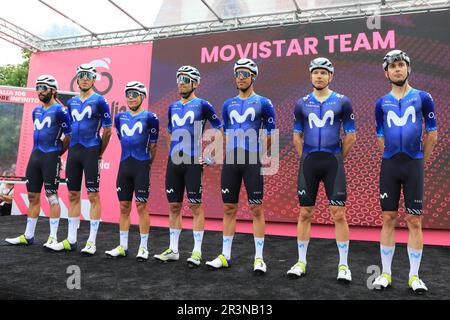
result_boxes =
[387,106,416,127]
[308,110,334,128]
[71,106,92,121]
[172,111,195,127]
[34,116,52,130]
[120,122,143,136]
[229,108,256,124]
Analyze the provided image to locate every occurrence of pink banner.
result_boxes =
[15,43,153,224]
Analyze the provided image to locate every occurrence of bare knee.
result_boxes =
[330,207,346,223]
[136,202,148,214]
[169,203,182,215]
[299,207,314,222]
[382,212,397,227]
[249,204,263,218]
[69,191,80,203]
[224,204,238,217]
[120,201,132,214]
[405,215,422,230]
[28,193,40,205]
[188,203,202,216]
[87,192,100,203]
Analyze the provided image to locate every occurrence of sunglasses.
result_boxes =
[126,91,142,99]
[177,75,194,85]
[77,71,96,80]
[234,70,253,79]
[36,85,51,92]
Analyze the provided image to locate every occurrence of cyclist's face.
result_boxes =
[385,60,408,82]
[311,69,332,89]
[235,68,253,89]
[77,73,95,91]
[36,86,54,102]
[126,91,143,109]
[177,74,198,94]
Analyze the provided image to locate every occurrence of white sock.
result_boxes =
[337,241,350,267]
[140,234,149,250]
[87,220,100,244]
[380,245,395,275]
[222,235,234,260]
[193,230,204,253]
[120,231,129,250]
[254,237,264,260]
[297,240,309,264]
[49,218,59,239]
[68,217,79,244]
[408,247,423,278]
[24,218,38,239]
[169,228,181,253]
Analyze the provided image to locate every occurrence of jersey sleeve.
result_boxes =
[293,100,304,133]
[167,105,173,134]
[419,91,437,132]
[148,112,160,144]
[261,97,276,135]
[341,96,356,134]
[114,113,121,140]
[98,96,112,128]
[375,98,384,138]
[202,100,223,129]
[57,106,72,136]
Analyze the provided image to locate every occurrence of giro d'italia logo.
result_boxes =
[70,58,113,95]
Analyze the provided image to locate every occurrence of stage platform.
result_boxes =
[0,215,449,300]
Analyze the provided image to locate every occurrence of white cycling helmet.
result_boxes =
[383,49,410,70]
[176,65,201,83]
[36,75,58,90]
[309,57,334,74]
[125,81,147,98]
[76,63,97,78]
[234,58,258,76]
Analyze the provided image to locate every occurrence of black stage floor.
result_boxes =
[0,215,449,300]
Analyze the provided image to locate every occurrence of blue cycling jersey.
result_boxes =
[293,91,355,154]
[32,103,72,153]
[222,93,275,153]
[375,88,437,159]
[114,110,159,162]
[167,97,222,157]
[67,93,112,148]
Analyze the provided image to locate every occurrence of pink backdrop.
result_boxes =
[14,43,153,224]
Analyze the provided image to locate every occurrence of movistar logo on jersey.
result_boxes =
[380,193,388,199]
[120,122,143,137]
[171,111,195,127]
[229,108,256,124]
[71,106,92,121]
[308,110,334,129]
[387,106,416,128]
[34,116,52,130]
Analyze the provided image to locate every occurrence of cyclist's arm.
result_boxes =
[423,131,438,163]
[293,132,303,158]
[61,135,71,155]
[100,127,112,158]
[420,91,438,163]
[341,97,356,160]
[149,113,159,165]
[342,133,356,159]
[375,98,384,154]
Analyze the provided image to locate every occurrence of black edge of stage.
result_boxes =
[0,215,449,301]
